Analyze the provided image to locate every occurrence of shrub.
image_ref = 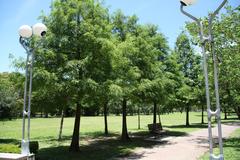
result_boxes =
[29,141,39,154]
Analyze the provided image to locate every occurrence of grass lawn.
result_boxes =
[199,128,240,160]
[0,112,238,160]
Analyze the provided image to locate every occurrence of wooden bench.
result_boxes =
[148,123,162,134]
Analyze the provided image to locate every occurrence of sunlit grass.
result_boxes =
[0,112,238,160]
[199,128,240,160]
[0,112,211,139]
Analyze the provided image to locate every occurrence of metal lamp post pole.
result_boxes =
[19,37,34,155]
[180,0,227,159]
[19,23,47,156]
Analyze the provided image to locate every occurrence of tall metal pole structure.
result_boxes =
[18,23,47,155]
[179,0,227,159]
[19,36,34,155]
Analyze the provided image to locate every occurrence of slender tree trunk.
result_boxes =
[44,112,48,118]
[121,98,130,141]
[234,106,240,120]
[152,101,157,132]
[130,110,133,116]
[138,106,140,129]
[186,106,190,126]
[104,101,108,135]
[69,102,81,152]
[201,105,204,124]
[158,106,163,130]
[224,108,227,120]
[58,109,65,141]
[153,101,157,124]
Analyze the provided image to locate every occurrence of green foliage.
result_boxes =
[0,73,23,119]
[174,32,202,109]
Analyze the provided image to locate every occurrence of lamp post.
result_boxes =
[179,0,227,160]
[18,23,47,155]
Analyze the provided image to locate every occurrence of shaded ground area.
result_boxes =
[0,130,185,160]
[120,123,240,160]
[36,130,187,160]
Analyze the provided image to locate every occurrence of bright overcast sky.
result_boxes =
[0,0,239,72]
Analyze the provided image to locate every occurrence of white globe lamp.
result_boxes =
[19,25,32,38]
[32,23,47,37]
[180,0,196,6]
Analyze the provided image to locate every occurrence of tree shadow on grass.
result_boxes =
[37,137,156,160]
[0,138,21,145]
[222,117,239,120]
[224,137,240,149]
[221,121,240,126]
[131,130,187,137]
[34,132,119,143]
[165,123,208,129]
[36,130,187,160]
[162,130,188,137]
[0,138,20,145]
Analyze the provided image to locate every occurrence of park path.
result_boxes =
[121,123,240,160]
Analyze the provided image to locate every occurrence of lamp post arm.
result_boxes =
[212,0,227,19]
[208,0,228,40]
[180,4,200,24]
[180,4,206,45]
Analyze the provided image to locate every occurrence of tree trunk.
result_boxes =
[130,110,134,116]
[234,106,240,120]
[138,106,140,129]
[121,98,130,141]
[186,106,190,126]
[201,105,204,124]
[103,101,108,135]
[58,109,65,141]
[69,102,81,152]
[158,106,163,130]
[152,101,158,132]
[44,112,48,118]
[224,108,227,120]
[153,101,157,124]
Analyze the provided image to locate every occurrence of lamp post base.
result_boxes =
[21,140,29,155]
[210,154,224,160]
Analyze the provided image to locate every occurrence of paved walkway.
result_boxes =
[122,123,240,160]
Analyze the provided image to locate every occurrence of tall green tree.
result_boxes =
[175,32,201,126]
[135,24,170,132]
[112,37,140,141]
[40,0,112,151]
[112,10,140,141]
